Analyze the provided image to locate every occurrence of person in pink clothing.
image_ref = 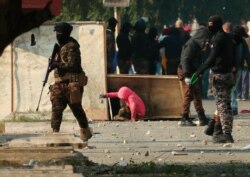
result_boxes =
[100,86,146,121]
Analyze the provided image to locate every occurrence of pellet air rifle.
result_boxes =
[36,43,59,111]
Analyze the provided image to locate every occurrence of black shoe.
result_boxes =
[213,134,227,143]
[204,119,215,136]
[180,119,196,126]
[198,112,209,126]
[232,109,238,116]
[224,133,234,143]
[199,118,209,126]
[212,123,225,143]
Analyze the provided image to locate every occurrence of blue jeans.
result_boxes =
[231,86,238,111]
[236,67,249,99]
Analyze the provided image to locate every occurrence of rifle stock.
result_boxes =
[36,43,59,112]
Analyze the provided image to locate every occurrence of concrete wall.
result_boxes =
[0,22,108,121]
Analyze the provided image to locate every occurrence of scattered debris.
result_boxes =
[223,143,232,148]
[241,144,250,150]
[23,159,38,167]
[104,149,110,153]
[202,140,208,145]
[177,143,182,147]
[190,133,196,138]
[135,152,141,156]
[171,151,188,156]
[146,130,151,135]
[119,157,127,166]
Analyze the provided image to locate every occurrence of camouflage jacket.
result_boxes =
[54,37,83,78]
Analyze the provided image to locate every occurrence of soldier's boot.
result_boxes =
[224,133,234,143]
[80,127,92,141]
[198,112,209,126]
[180,114,196,126]
[212,124,226,143]
[204,119,215,136]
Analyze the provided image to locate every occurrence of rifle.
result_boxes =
[36,43,59,112]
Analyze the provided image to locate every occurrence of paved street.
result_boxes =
[2,99,250,166]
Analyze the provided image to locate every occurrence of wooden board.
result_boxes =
[107,74,184,119]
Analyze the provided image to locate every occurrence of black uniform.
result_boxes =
[197,15,236,143]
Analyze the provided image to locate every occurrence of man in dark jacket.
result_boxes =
[131,19,149,74]
[106,17,118,74]
[229,26,250,116]
[160,27,182,75]
[178,28,210,126]
[147,27,160,75]
[116,22,133,74]
[196,15,236,143]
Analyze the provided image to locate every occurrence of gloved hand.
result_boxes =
[99,94,106,99]
[184,77,191,86]
[49,62,59,72]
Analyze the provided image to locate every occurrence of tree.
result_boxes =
[55,0,250,29]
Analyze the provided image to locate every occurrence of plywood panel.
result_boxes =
[107,75,183,119]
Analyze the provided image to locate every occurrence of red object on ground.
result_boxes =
[240,109,250,114]
[22,0,62,16]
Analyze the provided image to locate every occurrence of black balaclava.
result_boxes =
[54,22,73,45]
[208,15,223,35]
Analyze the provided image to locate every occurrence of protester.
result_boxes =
[106,17,118,74]
[223,22,233,33]
[177,28,210,126]
[175,19,191,45]
[116,22,133,74]
[196,15,236,143]
[131,18,149,74]
[233,26,250,102]
[158,27,170,74]
[159,27,182,75]
[99,86,146,121]
[147,27,160,75]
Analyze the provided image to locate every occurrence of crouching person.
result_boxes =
[100,86,146,121]
[49,22,92,141]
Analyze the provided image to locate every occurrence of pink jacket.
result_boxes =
[105,87,146,120]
